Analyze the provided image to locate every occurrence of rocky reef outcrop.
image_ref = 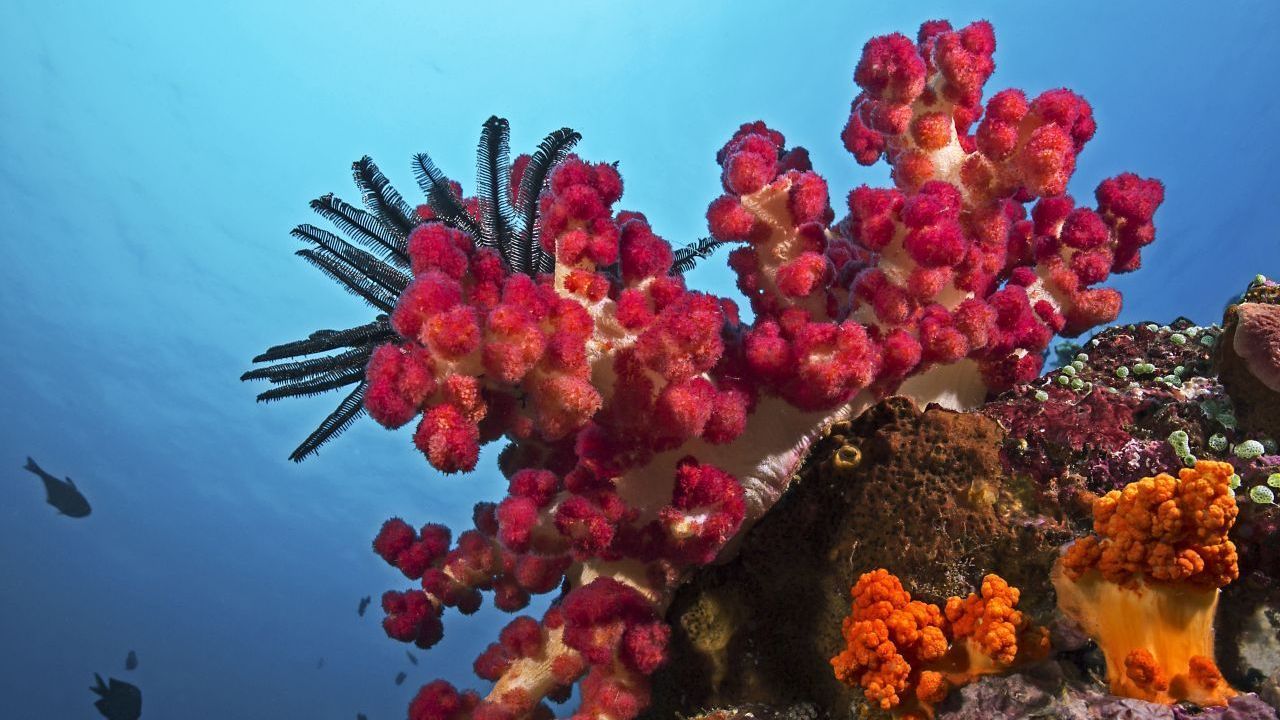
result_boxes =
[650,279,1280,719]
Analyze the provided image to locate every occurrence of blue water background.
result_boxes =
[1,1,1277,717]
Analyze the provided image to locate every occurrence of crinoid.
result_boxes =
[245,117,727,461]
[243,117,583,460]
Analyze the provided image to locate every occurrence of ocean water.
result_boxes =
[1,1,1277,718]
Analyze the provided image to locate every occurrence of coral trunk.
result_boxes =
[1052,565,1233,706]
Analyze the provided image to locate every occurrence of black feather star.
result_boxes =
[670,236,730,275]
[243,118,583,461]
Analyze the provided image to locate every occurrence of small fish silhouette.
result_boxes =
[357,595,371,617]
[124,650,138,671]
[90,674,141,720]
[394,671,406,686]
[24,457,91,517]
[405,650,418,666]
[357,714,368,720]
[316,657,325,669]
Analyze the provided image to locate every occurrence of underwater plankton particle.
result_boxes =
[1052,460,1239,706]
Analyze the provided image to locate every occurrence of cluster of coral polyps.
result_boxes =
[1053,460,1240,706]
[364,19,1163,720]
[830,570,1048,719]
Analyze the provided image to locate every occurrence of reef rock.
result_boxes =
[652,292,1280,718]
[646,397,1067,717]
[935,662,1276,719]
[1218,278,1280,439]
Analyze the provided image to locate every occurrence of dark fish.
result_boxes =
[24,457,91,517]
[316,657,325,669]
[405,650,417,666]
[357,595,371,617]
[124,650,137,671]
[394,671,406,686]
[90,674,141,720]
[357,715,368,720]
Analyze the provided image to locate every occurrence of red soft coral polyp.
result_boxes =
[495,496,540,553]
[1060,208,1109,250]
[722,146,777,195]
[530,374,601,440]
[1029,89,1096,151]
[554,495,617,558]
[1097,173,1164,223]
[847,185,904,251]
[855,33,926,104]
[653,378,716,442]
[702,384,750,444]
[618,214,674,282]
[409,223,472,279]
[706,195,756,240]
[482,305,546,384]
[409,680,479,720]
[373,518,417,565]
[382,590,445,649]
[366,343,436,428]
[976,89,1027,159]
[786,171,830,224]
[634,294,725,381]
[1018,123,1076,197]
[775,252,830,298]
[561,578,662,669]
[425,305,482,359]
[931,20,995,109]
[414,404,481,474]
[392,272,464,340]
[659,457,745,564]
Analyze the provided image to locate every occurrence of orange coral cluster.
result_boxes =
[1053,460,1239,706]
[1061,460,1239,587]
[831,569,948,711]
[831,569,1045,718]
[944,574,1049,669]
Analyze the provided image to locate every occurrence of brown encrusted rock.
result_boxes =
[644,397,1069,719]
[1219,286,1280,439]
[680,704,825,720]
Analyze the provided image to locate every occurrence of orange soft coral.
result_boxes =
[832,570,1044,718]
[945,574,1049,669]
[1053,460,1239,706]
[831,569,948,710]
[1061,459,1238,587]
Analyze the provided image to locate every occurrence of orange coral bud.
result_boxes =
[944,574,1027,666]
[1125,649,1170,693]
[1189,655,1228,694]
[915,670,949,705]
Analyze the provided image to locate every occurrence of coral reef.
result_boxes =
[645,399,1064,716]
[650,310,1280,718]
[1218,278,1280,440]
[245,16,1189,720]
